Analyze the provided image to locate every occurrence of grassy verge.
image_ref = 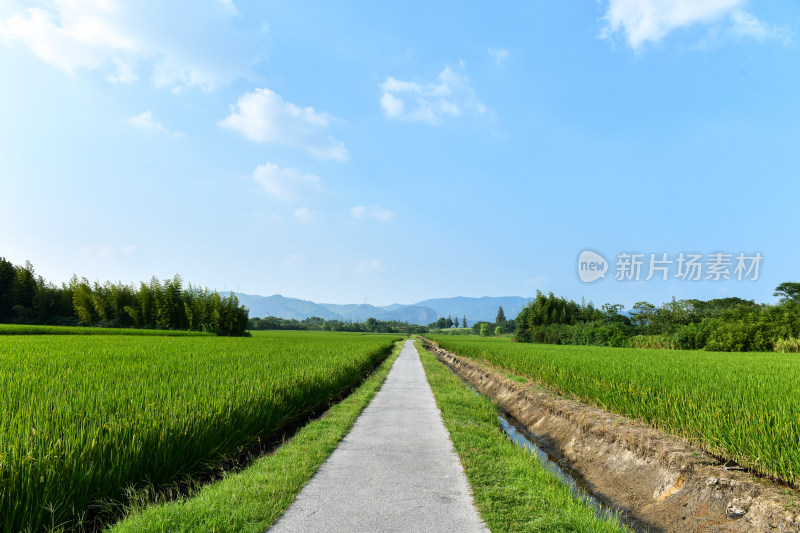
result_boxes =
[414,340,628,533]
[107,340,404,533]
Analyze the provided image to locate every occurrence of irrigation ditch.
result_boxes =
[419,337,800,532]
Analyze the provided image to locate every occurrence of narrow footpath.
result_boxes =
[270,339,489,533]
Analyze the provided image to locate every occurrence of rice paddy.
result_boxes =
[430,335,800,488]
[0,330,399,532]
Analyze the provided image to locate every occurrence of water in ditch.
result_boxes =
[497,410,630,526]
[431,348,631,528]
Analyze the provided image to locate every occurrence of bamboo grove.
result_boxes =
[0,257,248,336]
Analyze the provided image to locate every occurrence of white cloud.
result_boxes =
[293,207,319,222]
[252,163,325,203]
[126,110,183,137]
[350,205,395,221]
[488,48,509,63]
[379,93,404,118]
[600,0,788,50]
[729,10,790,44]
[379,66,486,125]
[0,0,263,90]
[356,258,386,274]
[220,88,349,162]
[217,0,238,13]
[601,0,741,49]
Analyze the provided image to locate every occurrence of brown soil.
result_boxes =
[420,338,800,533]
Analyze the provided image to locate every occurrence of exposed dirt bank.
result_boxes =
[420,339,800,533]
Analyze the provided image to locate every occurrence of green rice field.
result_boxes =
[0,329,399,532]
[430,335,800,488]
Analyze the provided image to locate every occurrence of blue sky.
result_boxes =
[1,0,798,309]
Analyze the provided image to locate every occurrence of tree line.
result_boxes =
[428,315,468,329]
[514,284,800,352]
[0,257,249,336]
[474,306,516,336]
[427,307,517,336]
[249,315,429,334]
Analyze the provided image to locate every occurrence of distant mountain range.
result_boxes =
[233,293,531,325]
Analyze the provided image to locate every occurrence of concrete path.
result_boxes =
[270,339,489,533]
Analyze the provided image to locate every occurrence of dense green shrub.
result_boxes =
[515,290,800,352]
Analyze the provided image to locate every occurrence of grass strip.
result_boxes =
[415,340,629,533]
[107,340,404,533]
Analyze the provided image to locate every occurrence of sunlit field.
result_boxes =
[0,330,399,532]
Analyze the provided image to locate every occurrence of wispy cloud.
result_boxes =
[216,0,238,14]
[488,48,509,63]
[729,10,791,44]
[0,0,263,90]
[293,207,319,222]
[379,65,486,125]
[126,111,183,137]
[349,205,395,221]
[252,163,326,203]
[599,0,790,50]
[220,88,349,162]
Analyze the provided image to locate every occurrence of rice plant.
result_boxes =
[0,330,399,532]
[431,335,800,488]
[627,334,677,350]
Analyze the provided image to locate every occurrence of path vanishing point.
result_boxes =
[270,339,489,533]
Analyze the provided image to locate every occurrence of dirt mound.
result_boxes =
[421,339,800,533]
